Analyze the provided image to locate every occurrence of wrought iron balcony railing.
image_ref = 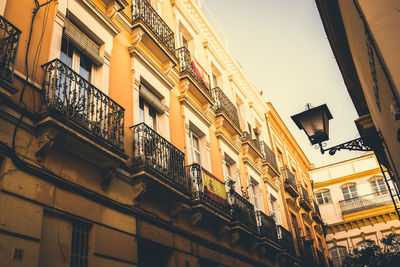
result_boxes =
[187,163,230,214]
[42,59,125,149]
[313,200,322,217]
[339,192,393,214]
[242,131,261,152]
[256,210,278,242]
[132,123,189,190]
[132,0,175,54]
[228,190,258,232]
[0,15,21,82]
[277,225,296,254]
[211,87,240,129]
[260,141,279,171]
[282,167,297,188]
[176,46,211,97]
[299,184,310,204]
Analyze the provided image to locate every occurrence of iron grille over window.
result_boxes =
[281,167,297,188]
[42,59,125,150]
[71,221,90,267]
[228,190,258,232]
[0,15,21,82]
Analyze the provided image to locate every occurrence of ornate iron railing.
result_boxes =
[187,163,230,214]
[42,59,125,149]
[0,15,21,82]
[339,192,393,214]
[277,225,296,254]
[211,87,240,129]
[281,167,297,188]
[256,210,278,242]
[299,184,311,204]
[131,0,175,54]
[260,141,279,171]
[242,131,261,152]
[176,46,211,97]
[132,123,189,190]
[313,200,322,217]
[228,190,258,232]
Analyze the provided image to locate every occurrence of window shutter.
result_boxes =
[64,20,104,66]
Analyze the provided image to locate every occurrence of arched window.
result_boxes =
[340,183,358,200]
[368,176,387,195]
[329,246,347,267]
[315,189,332,205]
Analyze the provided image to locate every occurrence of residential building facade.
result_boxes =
[310,153,400,267]
[315,0,400,203]
[0,0,327,266]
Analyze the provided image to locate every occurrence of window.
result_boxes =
[370,178,387,194]
[182,35,188,49]
[225,161,232,181]
[316,190,332,205]
[139,97,157,130]
[329,246,347,267]
[60,37,94,82]
[190,132,201,164]
[269,194,281,225]
[212,72,218,88]
[249,181,260,210]
[341,184,358,200]
[71,221,90,267]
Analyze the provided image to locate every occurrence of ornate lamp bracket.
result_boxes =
[317,137,372,155]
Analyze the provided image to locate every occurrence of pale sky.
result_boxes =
[202,0,364,168]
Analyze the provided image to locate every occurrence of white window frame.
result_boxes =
[370,178,387,194]
[190,131,201,164]
[139,97,157,130]
[341,184,358,200]
[316,190,332,205]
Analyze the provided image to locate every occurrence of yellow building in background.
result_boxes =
[0,0,327,266]
[311,153,400,267]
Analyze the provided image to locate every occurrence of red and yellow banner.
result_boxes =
[201,167,227,206]
[191,56,210,89]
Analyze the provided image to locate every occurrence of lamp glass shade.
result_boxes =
[291,104,333,145]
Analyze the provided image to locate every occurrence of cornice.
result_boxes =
[75,0,121,36]
[314,168,380,189]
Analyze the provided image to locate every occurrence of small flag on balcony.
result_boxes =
[191,56,210,89]
[201,167,227,206]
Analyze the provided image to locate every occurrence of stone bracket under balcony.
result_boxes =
[284,182,299,198]
[241,134,264,162]
[131,0,178,67]
[311,210,323,224]
[299,198,312,212]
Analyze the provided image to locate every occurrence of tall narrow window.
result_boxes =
[341,184,358,200]
[139,97,157,130]
[225,161,232,181]
[71,221,90,267]
[329,246,347,267]
[190,132,201,164]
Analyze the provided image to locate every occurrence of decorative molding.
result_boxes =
[75,0,121,36]
[191,211,202,227]
[132,180,147,205]
[230,231,240,246]
[101,166,117,190]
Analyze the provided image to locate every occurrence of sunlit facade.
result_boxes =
[0,0,327,266]
[311,153,400,267]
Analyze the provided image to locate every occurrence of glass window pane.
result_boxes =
[79,53,92,81]
[60,38,73,67]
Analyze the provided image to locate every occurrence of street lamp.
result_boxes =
[291,104,372,155]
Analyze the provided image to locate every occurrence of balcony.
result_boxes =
[316,249,327,267]
[187,164,231,226]
[311,200,323,224]
[228,190,258,234]
[0,15,21,93]
[339,192,393,215]
[277,225,296,255]
[282,167,299,198]
[260,141,279,177]
[241,131,263,161]
[131,123,190,199]
[298,184,312,211]
[256,210,278,243]
[177,46,214,107]
[211,87,241,136]
[131,0,177,65]
[38,59,126,166]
